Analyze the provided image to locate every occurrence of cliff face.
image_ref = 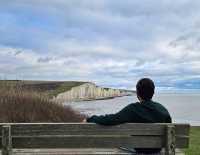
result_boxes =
[55,82,131,102]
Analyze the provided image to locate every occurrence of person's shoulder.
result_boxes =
[151,101,164,107]
[121,102,141,112]
[127,102,141,108]
[152,101,170,112]
[152,101,172,122]
[152,101,162,106]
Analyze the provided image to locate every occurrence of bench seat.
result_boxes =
[2,148,185,155]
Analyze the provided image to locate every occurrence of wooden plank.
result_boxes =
[12,136,163,149]
[10,124,165,136]
[0,136,188,149]
[0,123,190,136]
[175,136,189,148]
[175,124,190,136]
[11,148,134,155]
[2,125,12,155]
[0,149,185,155]
[0,123,189,136]
[165,125,175,155]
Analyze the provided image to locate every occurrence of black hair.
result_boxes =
[136,78,155,101]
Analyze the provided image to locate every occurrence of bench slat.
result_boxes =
[0,124,189,136]
[0,135,186,149]
[175,124,190,136]
[10,124,164,136]
[11,136,163,149]
[0,136,189,149]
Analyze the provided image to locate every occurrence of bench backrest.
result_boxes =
[0,123,190,155]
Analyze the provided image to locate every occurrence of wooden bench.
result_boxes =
[0,123,190,155]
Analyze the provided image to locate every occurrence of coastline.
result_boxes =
[55,82,135,102]
[79,94,133,102]
[61,94,134,102]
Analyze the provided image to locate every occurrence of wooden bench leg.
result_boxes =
[165,125,175,155]
[2,125,12,155]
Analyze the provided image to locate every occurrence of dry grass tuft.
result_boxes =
[0,81,85,123]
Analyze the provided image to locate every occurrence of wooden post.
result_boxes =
[2,125,12,155]
[165,125,175,155]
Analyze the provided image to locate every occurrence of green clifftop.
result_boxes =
[0,80,86,97]
[0,80,135,101]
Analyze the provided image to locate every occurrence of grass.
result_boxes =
[0,81,86,122]
[48,81,87,97]
[0,80,87,98]
[183,126,200,155]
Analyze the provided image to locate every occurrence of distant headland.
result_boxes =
[0,80,135,102]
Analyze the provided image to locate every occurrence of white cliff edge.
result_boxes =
[54,82,133,102]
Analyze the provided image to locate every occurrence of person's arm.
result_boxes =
[87,104,136,125]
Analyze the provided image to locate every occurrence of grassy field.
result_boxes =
[184,126,200,155]
[0,80,86,98]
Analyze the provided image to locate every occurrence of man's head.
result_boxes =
[136,78,155,101]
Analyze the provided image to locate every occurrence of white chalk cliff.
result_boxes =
[55,82,132,102]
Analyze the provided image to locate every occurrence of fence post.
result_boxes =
[2,125,12,155]
[165,125,175,155]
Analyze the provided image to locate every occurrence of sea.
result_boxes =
[65,93,200,126]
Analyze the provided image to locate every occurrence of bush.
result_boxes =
[0,82,85,123]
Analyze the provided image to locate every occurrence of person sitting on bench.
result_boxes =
[86,78,172,154]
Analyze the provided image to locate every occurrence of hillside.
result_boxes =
[0,80,86,97]
[0,80,135,101]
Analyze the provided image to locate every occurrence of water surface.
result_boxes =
[65,93,200,126]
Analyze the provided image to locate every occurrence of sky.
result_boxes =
[1,0,200,91]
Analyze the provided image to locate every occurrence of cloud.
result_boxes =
[0,0,200,90]
[37,57,53,63]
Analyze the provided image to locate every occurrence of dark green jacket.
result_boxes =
[87,100,172,153]
[87,100,171,124]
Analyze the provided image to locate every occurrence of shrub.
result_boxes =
[0,81,85,123]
